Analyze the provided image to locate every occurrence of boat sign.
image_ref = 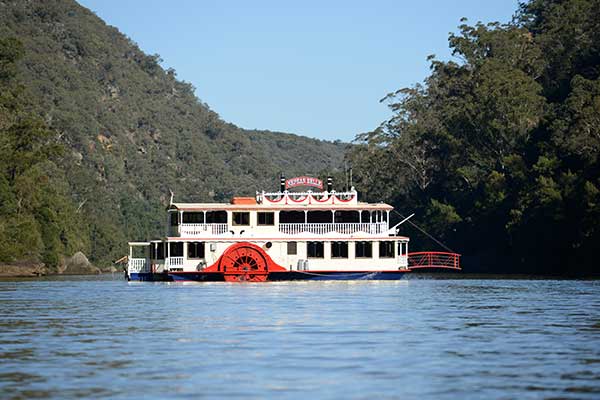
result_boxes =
[285,176,323,190]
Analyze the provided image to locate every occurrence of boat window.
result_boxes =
[233,212,250,226]
[361,210,370,223]
[206,211,227,224]
[280,211,305,223]
[169,242,184,257]
[170,212,179,226]
[182,212,204,224]
[334,210,360,223]
[331,242,348,258]
[379,241,395,258]
[188,242,205,259]
[153,243,165,260]
[287,241,297,255]
[307,211,333,223]
[258,212,275,226]
[355,241,372,258]
[398,241,408,256]
[307,241,324,258]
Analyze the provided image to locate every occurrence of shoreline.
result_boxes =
[0,263,49,278]
[0,263,119,278]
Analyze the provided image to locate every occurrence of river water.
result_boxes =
[0,275,599,399]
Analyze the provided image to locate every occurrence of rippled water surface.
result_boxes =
[1,276,599,399]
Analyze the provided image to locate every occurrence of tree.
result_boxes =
[348,1,600,274]
[0,37,89,267]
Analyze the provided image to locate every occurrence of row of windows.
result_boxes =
[234,212,275,226]
[280,210,388,224]
[173,212,276,226]
[172,210,388,226]
[151,242,205,260]
[170,211,228,226]
[151,240,407,260]
[292,241,406,259]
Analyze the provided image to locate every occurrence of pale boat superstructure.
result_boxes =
[126,179,459,282]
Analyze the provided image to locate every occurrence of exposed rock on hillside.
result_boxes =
[61,252,101,275]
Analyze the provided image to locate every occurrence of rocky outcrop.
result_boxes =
[0,252,108,277]
[61,252,101,275]
[0,262,49,277]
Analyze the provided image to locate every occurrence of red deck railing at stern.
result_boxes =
[407,252,461,271]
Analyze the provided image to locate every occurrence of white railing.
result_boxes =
[279,222,388,235]
[179,223,228,236]
[258,189,358,203]
[261,190,356,197]
[128,258,149,273]
[398,255,409,269]
[166,257,184,268]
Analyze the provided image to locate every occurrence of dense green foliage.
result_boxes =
[0,0,345,266]
[3,0,596,275]
[348,0,600,274]
[0,38,89,267]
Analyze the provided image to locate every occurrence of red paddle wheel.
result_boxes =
[221,245,268,282]
[204,242,286,282]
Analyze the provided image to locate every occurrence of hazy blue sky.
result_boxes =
[78,0,519,142]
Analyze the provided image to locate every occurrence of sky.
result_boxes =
[77,0,520,142]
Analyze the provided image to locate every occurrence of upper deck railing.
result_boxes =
[178,223,228,236]
[173,222,388,237]
[279,222,388,235]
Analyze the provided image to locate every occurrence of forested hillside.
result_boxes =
[348,0,600,274]
[0,37,89,268]
[0,0,345,267]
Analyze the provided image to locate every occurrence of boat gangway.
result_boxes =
[407,252,461,271]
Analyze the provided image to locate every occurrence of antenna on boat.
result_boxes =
[388,213,415,233]
[344,161,348,191]
[349,166,353,189]
[395,213,414,227]
[169,189,174,205]
[393,210,455,253]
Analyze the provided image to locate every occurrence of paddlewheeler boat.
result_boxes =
[126,176,460,282]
